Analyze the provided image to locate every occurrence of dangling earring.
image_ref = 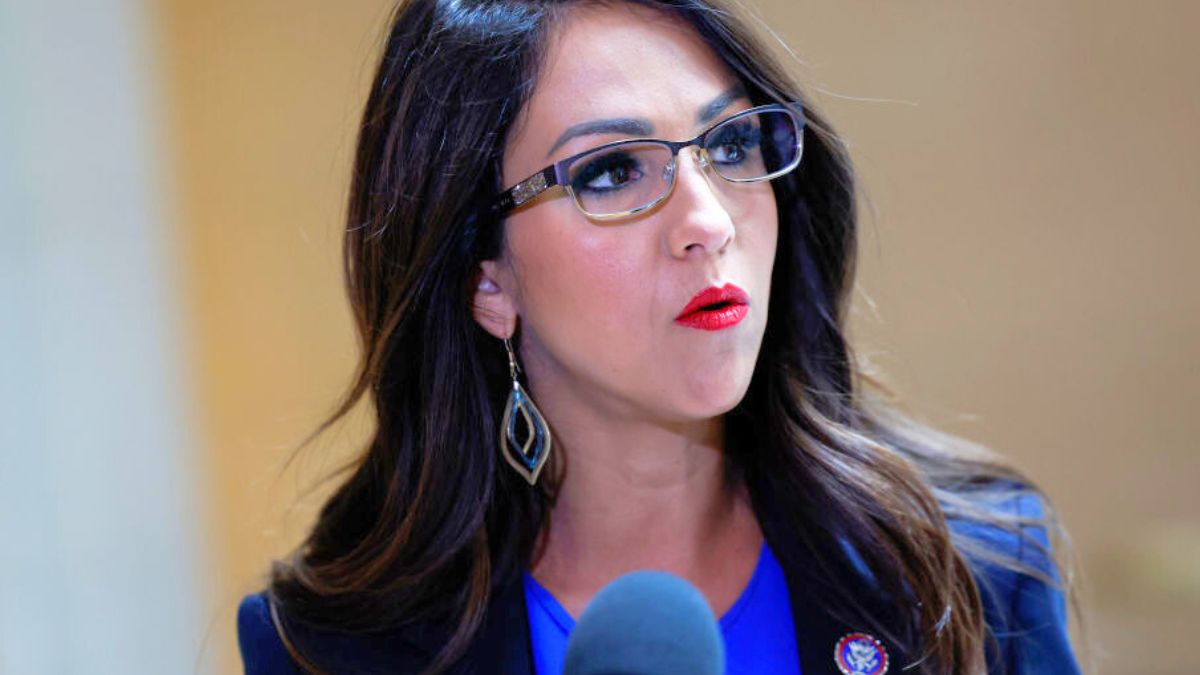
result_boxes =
[499,337,552,485]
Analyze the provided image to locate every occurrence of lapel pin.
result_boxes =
[834,632,889,675]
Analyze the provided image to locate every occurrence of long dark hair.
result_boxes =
[267,0,1072,673]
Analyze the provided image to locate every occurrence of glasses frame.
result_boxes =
[489,102,805,221]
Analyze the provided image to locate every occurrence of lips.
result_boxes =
[675,283,750,331]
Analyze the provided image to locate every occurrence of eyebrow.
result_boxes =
[545,83,749,158]
[696,83,748,125]
[546,117,652,157]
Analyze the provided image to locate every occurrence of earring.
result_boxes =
[499,337,552,485]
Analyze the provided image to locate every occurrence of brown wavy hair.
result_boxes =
[266,0,1074,673]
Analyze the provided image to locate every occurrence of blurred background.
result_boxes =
[1,0,1196,673]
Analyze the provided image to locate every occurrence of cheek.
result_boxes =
[727,185,779,262]
[508,210,652,355]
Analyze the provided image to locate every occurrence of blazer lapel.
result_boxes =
[787,565,881,675]
[778,534,912,675]
[461,571,534,675]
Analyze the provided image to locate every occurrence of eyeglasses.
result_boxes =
[490,102,805,220]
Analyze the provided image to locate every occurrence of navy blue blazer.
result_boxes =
[238,492,1079,674]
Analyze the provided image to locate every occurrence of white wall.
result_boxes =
[0,0,212,672]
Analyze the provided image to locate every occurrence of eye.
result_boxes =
[707,121,762,166]
[571,151,646,194]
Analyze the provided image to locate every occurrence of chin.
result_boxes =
[684,328,766,410]
[679,371,753,419]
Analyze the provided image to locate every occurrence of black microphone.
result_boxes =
[562,570,725,675]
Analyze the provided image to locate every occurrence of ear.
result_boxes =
[471,259,518,340]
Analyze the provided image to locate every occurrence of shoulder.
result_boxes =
[949,489,1054,573]
[236,590,452,675]
[237,592,303,674]
[946,488,1081,675]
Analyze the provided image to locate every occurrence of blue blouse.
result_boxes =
[522,539,802,675]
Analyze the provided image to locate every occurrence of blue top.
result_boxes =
[522,539,801,675]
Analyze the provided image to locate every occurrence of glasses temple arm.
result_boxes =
[490,164,563,217]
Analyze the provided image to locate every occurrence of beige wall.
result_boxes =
[159,1,1199,672]
[158,2,386,672]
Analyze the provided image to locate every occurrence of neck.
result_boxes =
[528,394,762,601]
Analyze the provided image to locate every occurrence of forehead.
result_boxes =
[507,3,742,162]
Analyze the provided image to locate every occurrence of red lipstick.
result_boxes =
[674,283,750,331]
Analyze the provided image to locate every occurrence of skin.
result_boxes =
[471,3,778,620]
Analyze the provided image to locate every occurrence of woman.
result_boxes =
[237,0,1081,673]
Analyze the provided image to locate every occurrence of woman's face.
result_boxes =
[475,3,778,425]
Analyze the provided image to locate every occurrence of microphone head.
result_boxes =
[562,570,725,675]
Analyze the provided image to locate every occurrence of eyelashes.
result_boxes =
[707,122,762,165]
[571,151,646,194]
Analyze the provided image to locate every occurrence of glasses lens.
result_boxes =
[704,108,802,182]
[566,142,674,217]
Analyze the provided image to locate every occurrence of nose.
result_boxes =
[664,147,735,259]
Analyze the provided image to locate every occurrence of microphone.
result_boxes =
[562,570,725,675]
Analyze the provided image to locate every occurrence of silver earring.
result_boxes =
[500,337,552,485]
